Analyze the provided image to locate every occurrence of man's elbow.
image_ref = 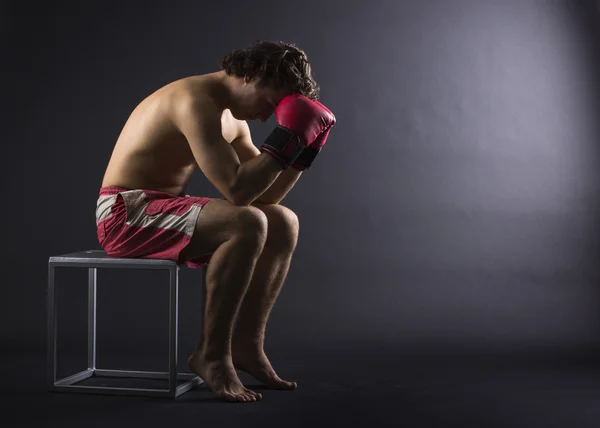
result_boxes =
[231,194,251,207]
[229,175,250,206]
[231,190,255,207]
[253,195,282,205]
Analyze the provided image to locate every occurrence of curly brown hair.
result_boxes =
[220,40,320,101]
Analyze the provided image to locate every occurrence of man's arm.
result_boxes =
[254,167,302,205]
[172,97,284,206]
[231,121,303,205]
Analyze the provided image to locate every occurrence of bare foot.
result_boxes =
[232,347,297,390]
[188,352,262,402]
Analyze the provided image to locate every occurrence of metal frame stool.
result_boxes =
[47,249,206,398]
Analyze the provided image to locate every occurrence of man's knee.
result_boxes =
[251,203,299,248]
[235,206,269,243]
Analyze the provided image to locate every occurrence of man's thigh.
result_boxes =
[180,199,267,261]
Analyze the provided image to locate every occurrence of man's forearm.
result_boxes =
[233,153,286,206]
[254,167,303,205]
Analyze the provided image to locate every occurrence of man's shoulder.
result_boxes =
[157,73,210,102]
[168,81,222,125]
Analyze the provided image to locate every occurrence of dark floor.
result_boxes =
[4,346,600,428]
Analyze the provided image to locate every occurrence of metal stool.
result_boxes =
[47,249,206,398]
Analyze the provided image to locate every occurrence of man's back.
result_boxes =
[101,74,241,196]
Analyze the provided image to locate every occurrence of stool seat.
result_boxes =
[47,249,206,398]
[50,249,179,268]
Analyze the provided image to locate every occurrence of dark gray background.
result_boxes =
[4,0,600,371]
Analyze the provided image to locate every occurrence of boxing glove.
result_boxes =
[260,94,335,169]
[291,99,336,171]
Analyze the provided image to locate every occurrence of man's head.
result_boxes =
[219,40,320,122]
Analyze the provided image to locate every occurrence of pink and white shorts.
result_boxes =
[95,186,216,268]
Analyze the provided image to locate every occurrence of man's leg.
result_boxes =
[182,200,270,403]
[231,202,299,390]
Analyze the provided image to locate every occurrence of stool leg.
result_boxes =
[168,266,179,396]
[88,268,97,370]
[47,263,57,389]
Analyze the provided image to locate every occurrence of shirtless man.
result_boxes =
[95,40,336,403]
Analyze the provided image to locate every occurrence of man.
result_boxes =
[95,40,336,403]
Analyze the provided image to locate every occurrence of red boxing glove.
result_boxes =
[275,94,335,146]
[260,94,335,169]
[291,99,336,171]
[308,100,335,149]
